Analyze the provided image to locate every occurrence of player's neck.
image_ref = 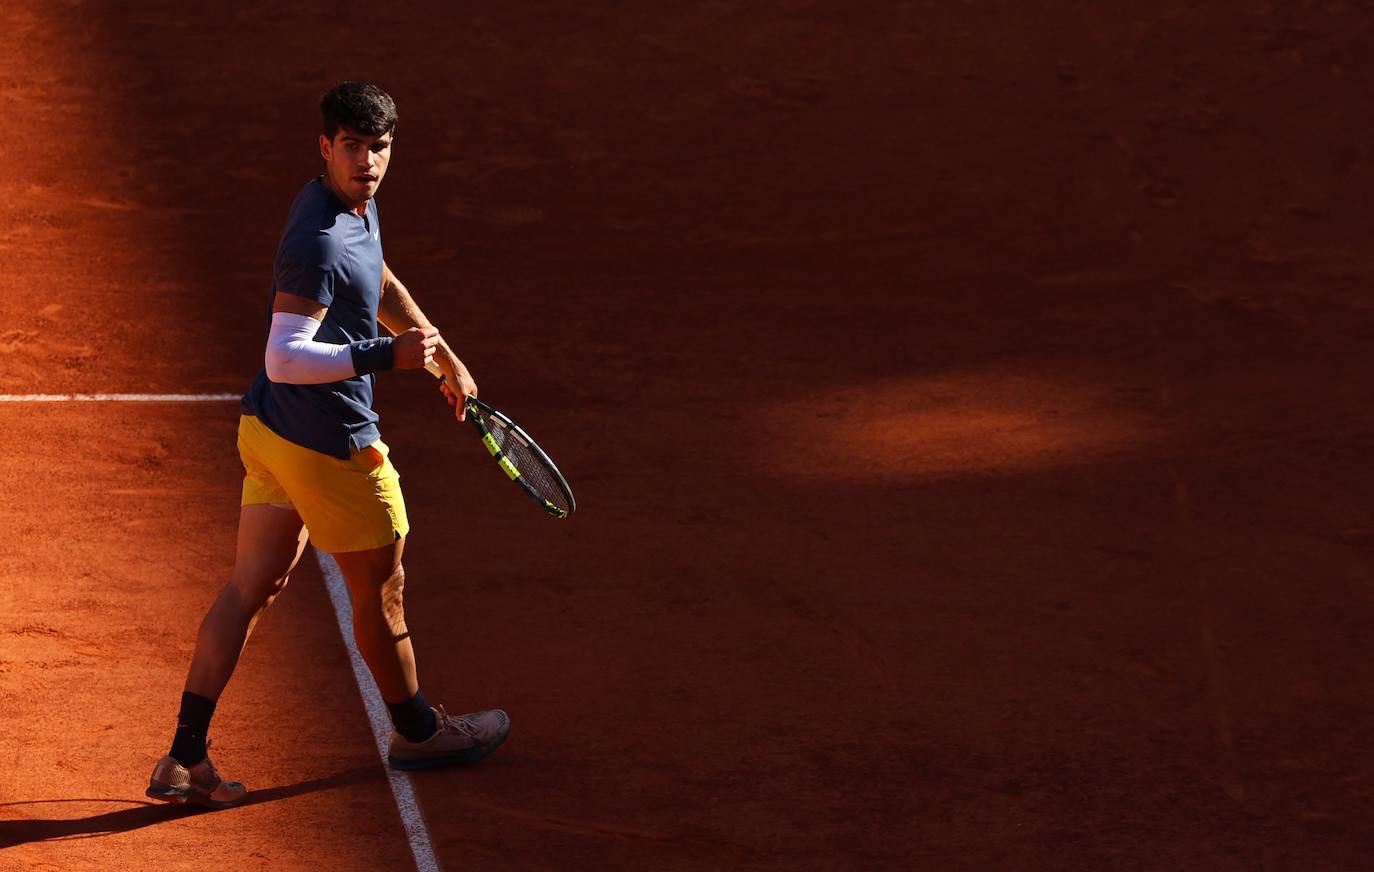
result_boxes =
[321,173,368,216]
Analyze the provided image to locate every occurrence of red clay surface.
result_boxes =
[4,1,1374,869]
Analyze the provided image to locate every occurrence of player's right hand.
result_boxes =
[438,355,478,422]
[393,326,440,370]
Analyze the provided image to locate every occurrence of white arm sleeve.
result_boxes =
[264,312,358,384]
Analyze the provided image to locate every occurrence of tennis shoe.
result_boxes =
[387,705,510,770]
[146,745,246,809]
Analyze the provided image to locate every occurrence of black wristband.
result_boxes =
[349,336,395,375]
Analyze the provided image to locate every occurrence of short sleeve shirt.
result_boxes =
[241,177,385,459]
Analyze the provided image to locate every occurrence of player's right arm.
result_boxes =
[265,291,437,384]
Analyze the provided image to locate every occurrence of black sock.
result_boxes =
[169,691,216,767]
[388,689,437,742]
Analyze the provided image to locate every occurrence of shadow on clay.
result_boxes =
[0,764,381,848]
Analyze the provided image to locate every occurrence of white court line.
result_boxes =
[12,390,439,868]
[0,393,241,402]
[317,550,442,872]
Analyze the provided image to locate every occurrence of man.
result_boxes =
[147,82,508,809]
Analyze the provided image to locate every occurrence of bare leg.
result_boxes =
[183,504,308,701]
[331,538,418,704]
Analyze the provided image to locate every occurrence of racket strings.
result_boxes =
[487,419,573,513]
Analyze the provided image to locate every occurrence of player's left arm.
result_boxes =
[378,261,478,421]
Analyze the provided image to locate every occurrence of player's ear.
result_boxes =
[319,134,332,161]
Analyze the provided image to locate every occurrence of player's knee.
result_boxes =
[227,566,290,609]
[380,562,406,623]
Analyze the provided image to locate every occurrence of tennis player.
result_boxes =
[147,82,509,809]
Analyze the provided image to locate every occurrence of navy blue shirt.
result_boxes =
[242,177,390,459]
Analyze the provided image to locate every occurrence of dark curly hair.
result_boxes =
[320,81,398,139]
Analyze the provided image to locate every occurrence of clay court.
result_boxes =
[3,2,1374,869]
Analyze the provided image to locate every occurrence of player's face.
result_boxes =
[319,127,392,209]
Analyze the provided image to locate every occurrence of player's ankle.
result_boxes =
[169,691,216,766]
[387,689,438,742]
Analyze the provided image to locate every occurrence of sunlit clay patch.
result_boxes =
[765,369,1168,481]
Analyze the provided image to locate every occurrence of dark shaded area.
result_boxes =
[0,765,382,848]
[5,1,1374,869]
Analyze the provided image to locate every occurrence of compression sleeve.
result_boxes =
[265,313,396,384]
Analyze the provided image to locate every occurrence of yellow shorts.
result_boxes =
[237,414,410,553]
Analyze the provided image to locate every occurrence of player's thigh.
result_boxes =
[229,503,309,602]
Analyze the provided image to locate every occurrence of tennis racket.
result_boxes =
[424,362,576,518]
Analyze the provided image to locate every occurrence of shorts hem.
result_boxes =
[241,492,295,509]
[312,522,410,555]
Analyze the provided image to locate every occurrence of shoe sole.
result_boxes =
[146,784,246,810]
[146,785,188,804]
[387,729,510,771]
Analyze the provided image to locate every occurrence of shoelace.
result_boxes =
[434,705,480,738]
